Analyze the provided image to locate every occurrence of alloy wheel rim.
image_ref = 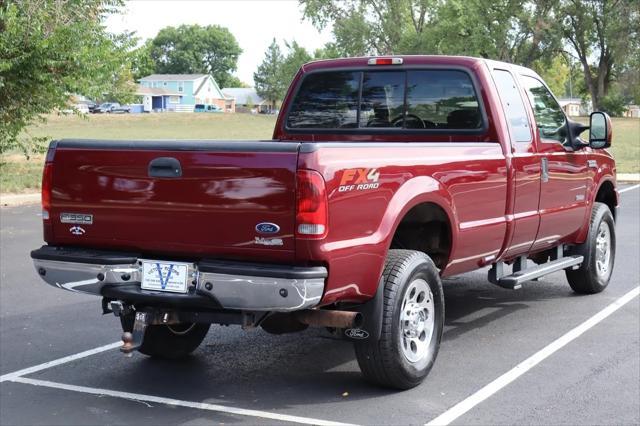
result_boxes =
[595,221,611,278]
[400,278,435,363]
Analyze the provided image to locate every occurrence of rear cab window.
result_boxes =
[286,69,484,132]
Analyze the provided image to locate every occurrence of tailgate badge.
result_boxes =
[61,213,93,225]
[254,237,283,246]
[69,226,85,235]
[255,222,280,234]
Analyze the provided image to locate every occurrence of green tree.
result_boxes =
[223,75,250,88]
[130,39,155,81]
[301,0,562,65]
[281,41,313,84]
[599,89,627,116]
[422,0,562,66]
[301,0,434,56]
[150,24,242,87]
[534,55,571,97]
[0,0,135,155]
[561,0,640,110]
[254,39,286,109]
[245,95,254,112]
[313,43,341,59]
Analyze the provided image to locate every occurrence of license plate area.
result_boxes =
[140,260,191,294]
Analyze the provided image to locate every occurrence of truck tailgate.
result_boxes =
[47,140,299,261]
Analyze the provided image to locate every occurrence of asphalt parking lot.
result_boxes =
[1,185,638,426]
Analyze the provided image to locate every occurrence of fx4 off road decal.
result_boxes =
[338,168,380,192]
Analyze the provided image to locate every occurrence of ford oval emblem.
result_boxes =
[255,222,280,234]
[345,328,369,339]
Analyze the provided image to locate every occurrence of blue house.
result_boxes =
[137,74,232,112]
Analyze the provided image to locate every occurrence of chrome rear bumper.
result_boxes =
[31,247,326,312]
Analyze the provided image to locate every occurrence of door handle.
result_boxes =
[541,158,549,183]
[148,157,182,178]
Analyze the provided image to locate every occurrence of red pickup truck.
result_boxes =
[31,56,617,389]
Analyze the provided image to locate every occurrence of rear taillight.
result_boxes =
[296,169,328,239]
[41,163,53,220]
[41,146,55,220]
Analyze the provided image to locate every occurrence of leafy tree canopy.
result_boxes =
[561,0,640,110]
[150,24,242,88]
[130,39,155,81]
[300,0,640,113]
[0,0,136,155]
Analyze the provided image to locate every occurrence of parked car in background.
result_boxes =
[75,104,90,114]
[111,104,132,114]
[93,102,120,113]
[194,104,222,113]
[59,103,90,115]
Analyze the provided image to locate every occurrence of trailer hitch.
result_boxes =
[119,309,182,356]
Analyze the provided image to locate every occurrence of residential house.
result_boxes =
[558,98,583,117]
[137,74,234,112]
[222,88,269,113]
[623,105,640,118]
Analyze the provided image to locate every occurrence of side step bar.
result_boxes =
[488,246,583,290]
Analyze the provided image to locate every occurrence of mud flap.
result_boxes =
[343,277,384,341]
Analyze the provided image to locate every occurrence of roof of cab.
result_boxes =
[301,55,484,72]
[300,55,539,79]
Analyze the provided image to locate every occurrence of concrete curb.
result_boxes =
[1,193,40,207]
[617,173,640,183]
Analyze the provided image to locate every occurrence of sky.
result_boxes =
[105,0,334,85]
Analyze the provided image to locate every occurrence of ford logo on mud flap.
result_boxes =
[345,328,369,339]
[255,222,280,234]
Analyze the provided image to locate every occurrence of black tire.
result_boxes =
[354,250,444,389]
[565,202,616,294]
[120,315,210,359]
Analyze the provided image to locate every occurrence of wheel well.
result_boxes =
[390,203,452,269]
[595,181,617,221]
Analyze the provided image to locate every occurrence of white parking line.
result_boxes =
[8,377,355,426]
[619,184,640,193]
[426,286,640,426]
[0,341,121,383]
[0,342,353,425]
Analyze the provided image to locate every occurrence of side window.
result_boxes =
[492,69,531,142]
[287,71,360,129]
[359,72,405,128]
[520,75,567,144]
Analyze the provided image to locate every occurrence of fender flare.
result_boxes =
[344,176,456,342]
[575,174,617,243]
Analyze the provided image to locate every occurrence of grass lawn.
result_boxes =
[577,116,639,175]
[1,114,638,194]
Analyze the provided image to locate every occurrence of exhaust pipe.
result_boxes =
[294,309,363,329]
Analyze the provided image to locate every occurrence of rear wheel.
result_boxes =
[354,250,444,389]
[565,202,616,294]
[120,314,210,359]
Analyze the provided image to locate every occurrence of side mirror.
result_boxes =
[589,112,612,149]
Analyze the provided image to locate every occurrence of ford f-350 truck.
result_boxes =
[31,56,617,389]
